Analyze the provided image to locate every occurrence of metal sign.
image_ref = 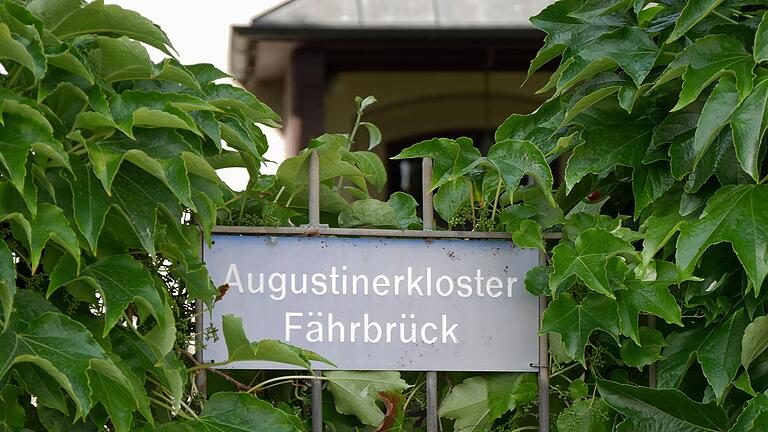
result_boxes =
[202,232,539,371]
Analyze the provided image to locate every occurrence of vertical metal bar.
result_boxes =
[308,149,323,432]
[309,149,320,227]
[422,158,434,231]
[648,315,657,388]
[312,371,323,432]
[426,371,438,432]
[422,158,438,432]
[538,295,550,431]
[194,299,206,394]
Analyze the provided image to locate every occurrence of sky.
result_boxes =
[107,0,289,189]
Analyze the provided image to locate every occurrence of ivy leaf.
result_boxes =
[50,0,173,55]
[659,35,754,111]
[221,314,331,368]
[559,26,659,93]
[667,0,725,42]
[0,23,44,80]
[620,327,665,370]
[48,254,164,336]
[325,371,410,426]
[495,97,568,155]
[540,293,621,366]
[632,162,675,219]
[391,137,482,191]
[615,262,684,344]
[0,111,68,199]
[676,185,768,295]
[486,139,555,205]
[376,392,405,432]
[159,392,303,432]
[697,308,750,402]
[434,178,470,224]
[338,199,400,228]
[90,36,152,83]
[202,83,281,126]
[555,398,613,432]
[343,150,387,191]
[690,76,740,172]
[657,325,706,389]
[0,384,25,431]
[0,291,112,418]
[549,228,636,298]
[729,394,768,432]
[0,238,15,332]
[756,11,768,62]
[88,359,151,432]
[730,78,768,181]
[438,374,536,432]
[512,220,544,251]
[596,379,728,432]
[387,192,421,230]
[564,107,653,192]
[12,202,80,273]
[277,141,360,194]
[742,315,768,370]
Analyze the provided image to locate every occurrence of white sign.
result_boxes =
[203,234,539,371]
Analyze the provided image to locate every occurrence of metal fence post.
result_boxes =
[648,315,657,388]
[309,150,323,432]
[538,293,550,431]
[421,158,439,432]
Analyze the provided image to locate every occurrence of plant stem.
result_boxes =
[549,362,583,379]
[712,9,738,24]
[248,375,331,394]
[237,181,252,222]
[148,397,195,421]
[491,176,503,223]
[273,186,285,204]
[469,181,476,226]
[187,360,231,372]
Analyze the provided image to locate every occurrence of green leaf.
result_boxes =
[12,202,79,273]
[89,36,152,82]
[662,35,754,111]
[48,254,164,336]
[0,384,25,431]
[391,137,482,191]
[325,371,410,426]
[596,379,728,432]
[495,97,568,155]
[387,192,421,230]
[434,178,470,224]
[615,263,684,344]
[0,238,15,332]
[756,11,768,62]
[108,90,216,139]
[564,107,653,192]
[549,228,636,298]
[0,291,113,417]
[0,23,44,80]
[202,83,281,126]
[555,398,613,432]
[632,162,675,219]
[0,111,68,198]
[540,293,621,366]
[486,139,554,206]
[667,0,726,42]
[12,364,68,415]
[221,314,331,368]
[277,141,360,194]
[657,325,706,389]
[344,150,387,191]
[742,315,768,370]
[51,0,173,54]
[512,220,544,251]
[729,394,768,432]
[691,76,740,172]
[160,392,303,432]
[697,309,750,401]
[676,185,768,295]
[560,26,659,92]
[730,79,768,181]
[620,327,664,370]
[359,121,382,150]
[438,374,536,432]
[338,199,400,228]
[87,359,149,432]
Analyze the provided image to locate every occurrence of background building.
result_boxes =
[230,0,554,198]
